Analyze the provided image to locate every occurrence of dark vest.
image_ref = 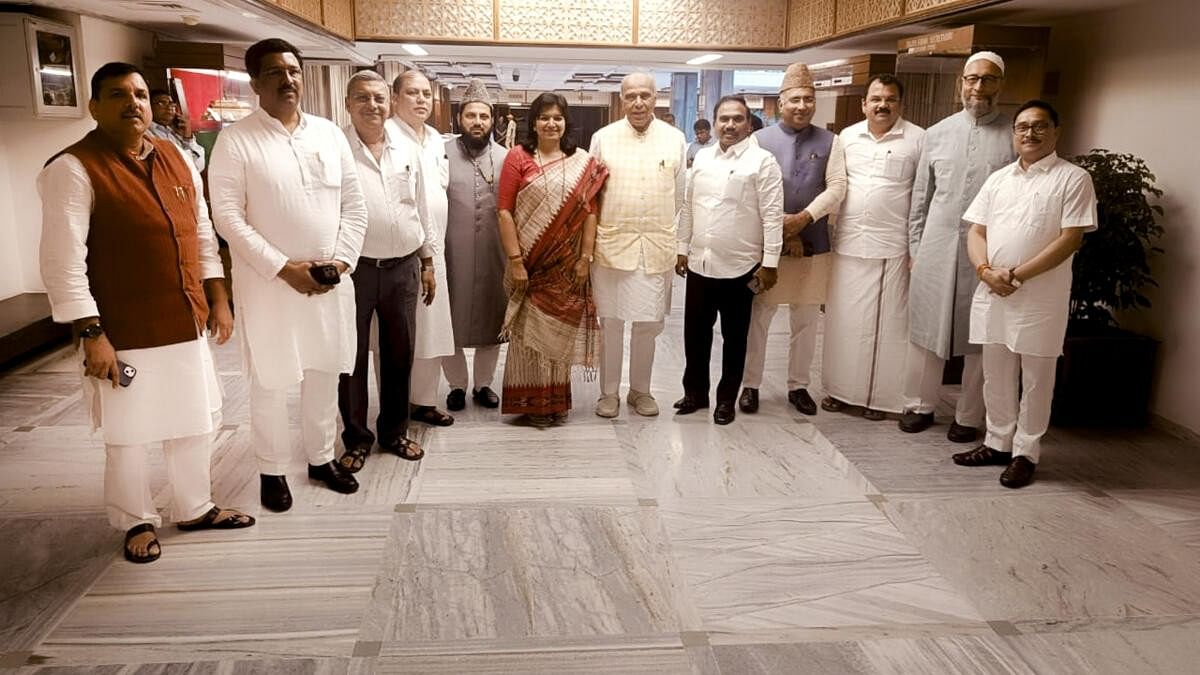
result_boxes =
[753,123,835,255]
[48,129,209,350]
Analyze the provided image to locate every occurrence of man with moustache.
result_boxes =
[739,62,846,417]
[40,62,254,563]
[336,70,434,473]
[901,51,1016,442]
[387,70,456,427]
[147,89,205,172]
[961,100,1096,488]
[588,72,687,418]
[443,79,508,412]
[675,95,782,425]
[209,39,367,511]
[822,75,925,419]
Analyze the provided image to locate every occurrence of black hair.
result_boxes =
[89,62,144,101]
[693,118,711,132]
[750,114,764,131]
[149,88,172,101]
[519,92,577,156]
[1014,99,1060,127]
[712,95,750,120]
[865,73,905,101]
[245,38,303,79]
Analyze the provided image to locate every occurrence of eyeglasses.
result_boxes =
[962,75,1002,86]
[1013,122,1053,135]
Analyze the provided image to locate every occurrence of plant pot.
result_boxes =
[1051,322,1159,426]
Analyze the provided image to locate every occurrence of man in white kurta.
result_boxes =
[387,70,456,427]
[209,40,367,511]
[959,101,1097,488]
[588,72,687,418]
[40,62,253,563]
[822,75,925,419]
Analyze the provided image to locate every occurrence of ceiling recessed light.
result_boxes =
[686,53,723,66]
[241,11,259,19]
[401,43,429,57]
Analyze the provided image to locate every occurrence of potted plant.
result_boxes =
[1052,149,1164,426]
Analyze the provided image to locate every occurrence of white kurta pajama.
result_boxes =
[210,109,367,474]
[822,119,925,413]
[388,118,454,407]
[966,153,1097,462]
[39,145,223,530]
[589,117,687,397]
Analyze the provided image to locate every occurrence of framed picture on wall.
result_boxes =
[25,18,83,118]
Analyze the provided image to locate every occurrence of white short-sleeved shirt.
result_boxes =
[965,152,1098,357]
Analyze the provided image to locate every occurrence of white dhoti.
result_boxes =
[592,265,672,396]
[903,343,985,427]
[821,254,909,413]
[982,344,1057,463]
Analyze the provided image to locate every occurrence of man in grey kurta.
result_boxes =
[900,51,1016,442]
[443,79,508,411]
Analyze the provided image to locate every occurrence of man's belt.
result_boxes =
[360,252,418,268]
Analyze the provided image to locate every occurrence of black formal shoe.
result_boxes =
[446,388,466,411]
[947,422,979,443]
[898,410,935,433]
[473,386,500,408]
[307,461,359,494]
[411,405,455,426]
[788,388,817,415]
[673,394,709,415]
[1000,456,1037,488]
[738,387,759,413]
[952,444,1013,467]
[713,401,736,425]
[260,474,293,512]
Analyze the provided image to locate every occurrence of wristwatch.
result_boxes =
[79,323,104,339]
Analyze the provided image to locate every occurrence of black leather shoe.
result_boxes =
[898,411,935,433]
[307,461,359,494]
[446,388,466,411]
[952,444,1013,467]
[473,386,500,408]
[1000,456,1037,488]
[788,388,817,415]
[738,388,759,413]
[947,422,979,443]
[260,474,293,512]
[673,394,709,415]
[713,401,736,425]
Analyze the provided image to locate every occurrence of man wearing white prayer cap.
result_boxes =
[899,50,1015,442]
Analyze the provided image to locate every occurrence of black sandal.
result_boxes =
[381,437,425,462]
[820,396,847,413]
[411,406,455,427]
[176,505,256,531]
[124,523,161,564]
[862,408,887,421]
[339,445,370,473]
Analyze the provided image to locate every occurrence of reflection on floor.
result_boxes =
[2,282,1199,674]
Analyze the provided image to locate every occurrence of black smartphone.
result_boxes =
[117,360,137,387]
[309,263,341,285]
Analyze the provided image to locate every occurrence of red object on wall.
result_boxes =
[170,69,223,131]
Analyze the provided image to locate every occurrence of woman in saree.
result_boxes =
[497,92,608,426]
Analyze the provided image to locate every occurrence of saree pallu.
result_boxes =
[501,151,608,415]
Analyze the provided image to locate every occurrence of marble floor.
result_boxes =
[2,282,1200,674]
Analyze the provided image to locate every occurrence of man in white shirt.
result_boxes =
[209,39,367,512]
[336,70,434,473]
[589,72,687,418]
[675,95,783,425]
[40,62,253,564]
[740,62,847,417]
[686,118,714,168]
[960,100,1097,488]
[822,75,926,419]
[147,89,205,172]
[387,70,457,427]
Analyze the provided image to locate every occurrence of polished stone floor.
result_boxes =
[2,284,1200,674]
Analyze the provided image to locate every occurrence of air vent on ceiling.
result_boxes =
[119,1,195,10]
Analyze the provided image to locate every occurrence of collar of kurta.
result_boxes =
[622,116,656,137]
[857,118,908,141]
[717,135,754,158]
[94,128,155,160]
[254,107,308,135]
[391,118,437,148]
[1014,151,1060,175]
[961,107,1002,127]
[344,123,403,153]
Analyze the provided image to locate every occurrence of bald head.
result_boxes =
[620,72,656,132]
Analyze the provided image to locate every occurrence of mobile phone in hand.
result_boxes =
[117,360,137,387]
[747,276,765,294]
[308,263,341,285]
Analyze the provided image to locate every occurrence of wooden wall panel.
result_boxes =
[907,0,974,13]
[835,0,903,33]
[787,0,836,47]
[355,0,494,40]
[276,0,323,26]
[498,0,633,44]
[321,0,354,40]
[638,0,787,49]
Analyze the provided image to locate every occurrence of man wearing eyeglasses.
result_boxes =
[958,100,1096,487]
[901,51,1016,443]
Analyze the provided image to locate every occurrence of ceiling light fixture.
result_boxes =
[241,11,259,19]
[401,44,429,57]
[686,53,723,66]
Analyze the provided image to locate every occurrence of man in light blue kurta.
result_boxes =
[900,51,1016,442]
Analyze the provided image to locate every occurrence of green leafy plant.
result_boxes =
[1069,149,1164,325]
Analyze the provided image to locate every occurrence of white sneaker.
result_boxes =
[595,394,620,418]
[626,390,659,416]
